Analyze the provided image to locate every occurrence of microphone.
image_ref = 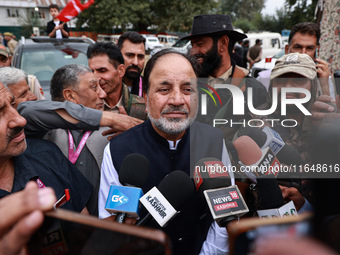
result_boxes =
[233,136,281,182]
[193,157,231,193]
[137,170,194,227]
[238,126,303,166]
[231,136,298,218]
[256,176,297,218]
[105,153,150,223]
[194,158,249,227]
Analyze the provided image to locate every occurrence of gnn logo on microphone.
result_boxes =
[198,81,311,128]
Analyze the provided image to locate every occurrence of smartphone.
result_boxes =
[315,48,319,59]
[27,209,171,255]
[227,214,311,255]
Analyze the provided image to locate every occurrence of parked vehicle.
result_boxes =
[157,34,179,47]
[251,49,285,77]
[150,38,192,57]
[246,32,283,58]
[12,36,95,100]
[141,35,163,53]
[97,34,121,44]
[171,39,191,54]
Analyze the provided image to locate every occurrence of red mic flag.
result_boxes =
[57,0,95,22]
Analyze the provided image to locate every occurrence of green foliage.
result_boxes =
[76,0,217,33]
[283,0,318,28]
[218,0,265,21]
[74,0,318,34]
[17,10,43,37]
[234,19,256,33]
[151,0,218,32]
[76,0,151,33]
[252,8,289,33]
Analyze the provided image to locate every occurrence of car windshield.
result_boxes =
[273,49,285,59]
[173,39,189,47]
[20,47,88,83]
[168,38,178,43]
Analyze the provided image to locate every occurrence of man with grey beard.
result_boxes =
[98,49,233,255]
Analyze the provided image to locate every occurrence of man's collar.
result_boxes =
[145,119,190,150]
[104,95,123,112]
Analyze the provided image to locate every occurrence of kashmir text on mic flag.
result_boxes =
[57,0,95,22]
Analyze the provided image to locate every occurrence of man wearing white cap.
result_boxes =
[252,52,319,163]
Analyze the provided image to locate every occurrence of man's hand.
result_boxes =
[100,109,144,139]
[315,58,331,95]
[279,185,305,211]
[311,94,338,127]
[55,23,65,30]
[0,181,56,255]
[315,58,330,79]
[102,215,137,225]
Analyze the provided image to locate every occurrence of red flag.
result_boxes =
[57,0,95,22]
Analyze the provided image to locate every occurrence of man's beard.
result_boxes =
[195,42,222,78]
[147,104,192,136]
[125,65,141,80]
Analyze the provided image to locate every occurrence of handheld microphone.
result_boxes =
[256,176,297,218]
[194,158,249,227]
[233,136,281,182]
[105,153,150,223]
[137,170,194,227]
[193,157,230,193]
[238,126,303,166]
[232,136,298,217]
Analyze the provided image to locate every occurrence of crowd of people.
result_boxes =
[0,8,339,255]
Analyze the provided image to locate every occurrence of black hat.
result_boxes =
[181,14,247,41]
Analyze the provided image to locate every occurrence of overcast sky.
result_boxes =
[262,0,285,15]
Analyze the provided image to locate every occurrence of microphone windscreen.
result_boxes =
[256,175,284,209]
[157,170,194,210]
[276,144,304,166]
[119,153,150,187]
[238,126,266,147]
[233,136,262,165]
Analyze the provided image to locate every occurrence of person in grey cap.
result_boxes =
[182,14,268,140]
[254,52,319,164]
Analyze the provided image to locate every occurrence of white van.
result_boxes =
[97,34,121,44]
[245,32,283,58]
[157,34,179,47]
